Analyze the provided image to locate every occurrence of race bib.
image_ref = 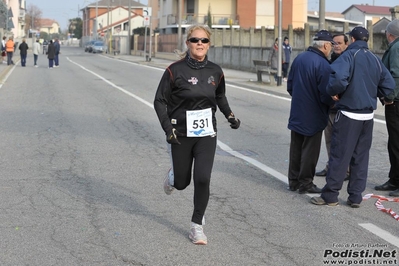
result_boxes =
[186,108,215,137]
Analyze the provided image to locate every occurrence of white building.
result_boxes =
[342,4,392,26]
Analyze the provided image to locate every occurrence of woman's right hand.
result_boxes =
[167,128,183,144]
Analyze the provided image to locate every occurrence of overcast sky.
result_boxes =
[27,0,398,30]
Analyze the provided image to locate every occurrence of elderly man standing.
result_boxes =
[375,19,399,196]
[311,27,395,207]
[287,30,335,194]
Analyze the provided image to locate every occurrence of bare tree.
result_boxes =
[25,4,42,35]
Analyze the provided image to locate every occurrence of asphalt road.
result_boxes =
[0,47,397,266]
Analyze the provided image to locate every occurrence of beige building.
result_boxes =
[81,0,146,39]
[37,19,60,35]
[156,0,308,34]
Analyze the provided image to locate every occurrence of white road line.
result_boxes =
[227,84,291,101]
[359,223,399,248]
[68,57,397,246]
[67,57,153,109]
[0,64,17,88]
[217,141,288,184]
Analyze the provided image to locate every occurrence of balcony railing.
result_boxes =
[167,13,239,26]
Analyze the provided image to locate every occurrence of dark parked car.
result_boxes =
[84,40,96,52]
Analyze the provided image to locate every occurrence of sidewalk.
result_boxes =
[109,54,286,95]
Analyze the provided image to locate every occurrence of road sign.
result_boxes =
[144,16,150,26]
[143,7,152,16]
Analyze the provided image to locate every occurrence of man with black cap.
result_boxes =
[287,30,336,194]
[375,19,399,196]
[311,26,395,207]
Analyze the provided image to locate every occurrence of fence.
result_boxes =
[131,22,388,72]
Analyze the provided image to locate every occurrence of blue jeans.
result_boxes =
[54,54,59,66]
[34,54,38,65]
[48,59,54,68]
[20,54,27,66]
[7,52,13,65]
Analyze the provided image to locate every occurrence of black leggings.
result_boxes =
[171,135,217,225]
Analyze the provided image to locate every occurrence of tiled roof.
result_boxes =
[86,0,145,7]
[343,4,391,15]
[38,18,58,27]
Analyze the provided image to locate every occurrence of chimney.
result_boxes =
[390,5,399,20]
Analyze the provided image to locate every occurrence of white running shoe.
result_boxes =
[163,168,174,195]
[189,222,207,245]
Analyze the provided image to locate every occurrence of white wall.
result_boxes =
[344,8,365,25]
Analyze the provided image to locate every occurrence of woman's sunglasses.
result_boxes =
[188,37,210,43]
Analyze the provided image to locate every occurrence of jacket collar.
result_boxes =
[307,46,329,62]
[346,40,369,50]
[389,37,399,47]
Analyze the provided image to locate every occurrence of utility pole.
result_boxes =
[107,0,109,53]
[149,16,152,61]
[277,0,282,86]
[127,0,131,55]
[95,0,98,39]
[178,0,182,51]
[319,0,325,30]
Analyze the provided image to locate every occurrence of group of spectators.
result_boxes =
[1,36,60,68]
[285,20,399,208]
[267,36,293,82]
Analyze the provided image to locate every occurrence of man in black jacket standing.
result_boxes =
[47,40,55,69]
[18,39,29,67]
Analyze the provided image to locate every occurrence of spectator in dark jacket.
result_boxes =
[287,30,335,194]
[375,19,399,196]
[282,37,292,81]
[18,38,29,67]
[311,26,395,207]
[54,38,60,67]
[47,40,55,68]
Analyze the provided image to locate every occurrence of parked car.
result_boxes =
[42,40,48,54]
[91,41,107,54]
[84,40,96,52]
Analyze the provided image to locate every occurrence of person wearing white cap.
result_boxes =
[375,19,399,196]
[311,26,395,208]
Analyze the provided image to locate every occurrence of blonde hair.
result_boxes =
[175,24,212,59]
